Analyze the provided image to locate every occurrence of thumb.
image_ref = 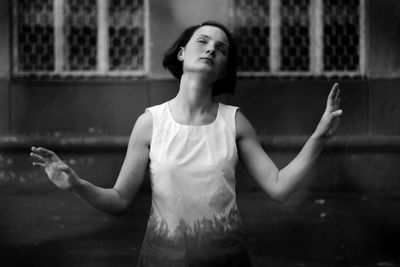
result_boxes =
[58,164,73,174]
[330,109,343,119]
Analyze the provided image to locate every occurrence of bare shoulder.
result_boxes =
[235,109,257,140]
[136,110,153,128]
[128,110,153,147]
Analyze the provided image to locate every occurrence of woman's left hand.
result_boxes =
[313,83,343,140]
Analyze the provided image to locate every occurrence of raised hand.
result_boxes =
[30,147,80,191]
[314,83,343,140]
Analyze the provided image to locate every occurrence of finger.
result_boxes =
[334,89,340,104]
[336,97,341,108]
[32,147,57,158]
[333,87,340,105]
[32,162,46,168]
[330,109,343,118]
[58,164,77,178]
[328,83,340,101]
[327,83,340,110]
[58,164,75,175]
[58,164,70,172]
[336,88,341,99]
[30,152,46,163]
[331,96,341,110]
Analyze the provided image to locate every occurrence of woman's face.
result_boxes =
[179,25,230,82]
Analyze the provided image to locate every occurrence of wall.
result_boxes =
[367,0,400,78]
[1,0,400,196]
[0,0,10,134]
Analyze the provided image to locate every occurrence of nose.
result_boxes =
[205,44,216,57]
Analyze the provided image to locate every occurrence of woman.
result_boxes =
[30,21,342,266]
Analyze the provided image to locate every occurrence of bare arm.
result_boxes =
[30,111,152,215]
[237,83,342,203]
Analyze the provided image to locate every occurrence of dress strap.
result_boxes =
[145,102,168,129]
[218,103,240,137]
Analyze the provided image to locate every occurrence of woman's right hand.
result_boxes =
[30,147,80,191]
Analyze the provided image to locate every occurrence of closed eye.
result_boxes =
[196,35,229,54]
[217,46,227,55]
[197,38,207,44]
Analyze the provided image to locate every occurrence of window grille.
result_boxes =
[280,0,310,71]
[233,0,365,76]
[109,0,145,71]
[234,0,270,72]
[323,0,360,72]
[13,0,148,77]
[64,0,98,71]
[16,0,55,72]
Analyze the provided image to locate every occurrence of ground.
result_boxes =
[1,189,399,267]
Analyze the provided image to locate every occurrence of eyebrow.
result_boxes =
[197,34,229,49]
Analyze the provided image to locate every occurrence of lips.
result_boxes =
[200,57,214,65]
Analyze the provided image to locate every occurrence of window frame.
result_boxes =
[12,0,150,78]
[231,0,366,78]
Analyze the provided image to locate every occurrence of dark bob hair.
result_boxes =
[162,21,238,96]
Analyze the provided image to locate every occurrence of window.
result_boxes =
[233,0,365,77]
[13,0,148,78]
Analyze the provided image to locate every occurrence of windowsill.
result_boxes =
[1,134,400,153]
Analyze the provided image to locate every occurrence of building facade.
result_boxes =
[1,0,400,195]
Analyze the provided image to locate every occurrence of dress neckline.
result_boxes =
[166,101,220,127]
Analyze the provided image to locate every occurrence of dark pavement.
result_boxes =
[1,190,400,267]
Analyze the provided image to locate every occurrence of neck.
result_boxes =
[174,73,214,113]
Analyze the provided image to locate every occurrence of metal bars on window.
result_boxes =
[233,0,365,77]
[235,0,270,72]
[13,0,148,77]
[15,0,55,72]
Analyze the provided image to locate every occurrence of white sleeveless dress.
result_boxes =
[137,101,251,267]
